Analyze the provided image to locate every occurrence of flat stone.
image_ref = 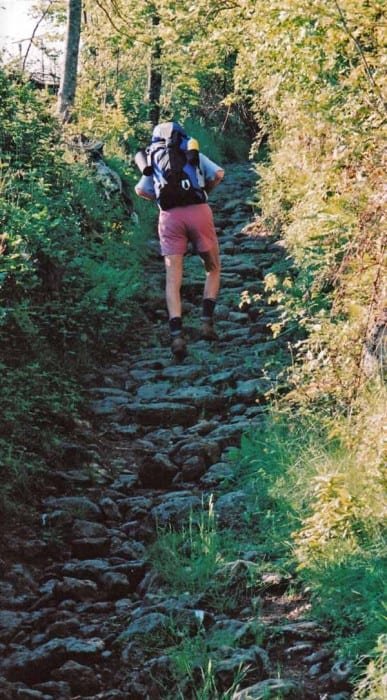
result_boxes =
[208,369,235,385]
[214,491,249,527]
[167,386,225,410]
[206,421,251,446]
[222,326,250,344]
[43,497,102,521]
[63,636,105,661]
[46,617,80,637]
[53,469,93,485]
[112,561,147,590]
[308,662,323,677]
[179,455,206,480]
[35,681,72,697]
[130,368,158,382]
[54,577,98,602]
[0,610,29,642]
[151,493,202,527]
[161,364,203,380]
[136,381,172,401]
[122,402,198,426]
[261,572,292,593]
[304,648,333,664]
[116,496,153,517]
[99,497,122,520]
[216,646,269,690]
[222,197,250,212]
[89,396,129,416]
[285,642,314,657]
[228,311,249,323]
[108,424,139,437]
[58,441,94,467]
[52,660,100,695]
[8,689,47,699]
[72,520,109,539]
[279,621,330,640]
[100,571,130,599]
[111,474,138,493]
[119,612,169,642]
[200,462,235,486]
[232,678,301,699]
[234,378,268,400]
[1,637,104,683]
[138,453,178,488]
[61,559,112,580]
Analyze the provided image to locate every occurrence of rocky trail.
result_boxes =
[0,164,351,700]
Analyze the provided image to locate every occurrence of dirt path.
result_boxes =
[0,164,349,699]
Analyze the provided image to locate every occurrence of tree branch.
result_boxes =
[22,0,54,71]
[93,0,137,42]
[332,0,386,115]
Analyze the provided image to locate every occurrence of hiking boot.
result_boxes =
[171,334,187,360]
[200,320,219,341]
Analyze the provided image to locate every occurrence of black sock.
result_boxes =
[169,316,182,336]
[202,298,216,321]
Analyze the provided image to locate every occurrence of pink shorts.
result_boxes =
[158,203,218,256]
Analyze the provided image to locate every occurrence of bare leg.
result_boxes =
[164,254,184,318]
[200,247,221,300]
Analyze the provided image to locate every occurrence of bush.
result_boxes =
[0,68,152,519]
[235,388,386,660]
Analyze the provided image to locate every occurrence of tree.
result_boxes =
[57,0,82,121]
[147,5,162,126]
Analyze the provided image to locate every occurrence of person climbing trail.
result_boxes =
[135,121,224,360]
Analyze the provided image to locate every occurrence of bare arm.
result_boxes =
[135,185,156,201]
[205,168,225,194]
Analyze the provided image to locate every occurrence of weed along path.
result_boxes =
[0,165,347,699]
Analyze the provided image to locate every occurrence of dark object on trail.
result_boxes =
[71,134,134,216]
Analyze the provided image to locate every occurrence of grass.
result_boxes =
[353,634,387,700]
[149,497,224,595]
[147,386,386,696]
[237,394,386,656]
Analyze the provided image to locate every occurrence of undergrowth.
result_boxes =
[148,387,386,696]
[0,68,153,520]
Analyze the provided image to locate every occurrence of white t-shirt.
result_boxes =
[135,153,223,200]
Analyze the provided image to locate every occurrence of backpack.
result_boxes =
[147,122,208,211]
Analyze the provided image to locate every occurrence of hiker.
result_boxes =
[135,121,224,359]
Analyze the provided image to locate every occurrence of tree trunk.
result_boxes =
[57,0,82,122]
[147,9,162,127]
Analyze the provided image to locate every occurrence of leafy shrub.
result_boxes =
[236,387,386,660]
[0,68,152,518]
[233,0,386,402]
[353,635,387,700]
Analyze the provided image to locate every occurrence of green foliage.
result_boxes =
[149,498,223,595]
[231,0,386,402]
[353,635,387,700]
[183,118,224,164]
[184,117,249,163]
[0,68,151,518]
[236,388,386,662]
[2,0,384,687]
